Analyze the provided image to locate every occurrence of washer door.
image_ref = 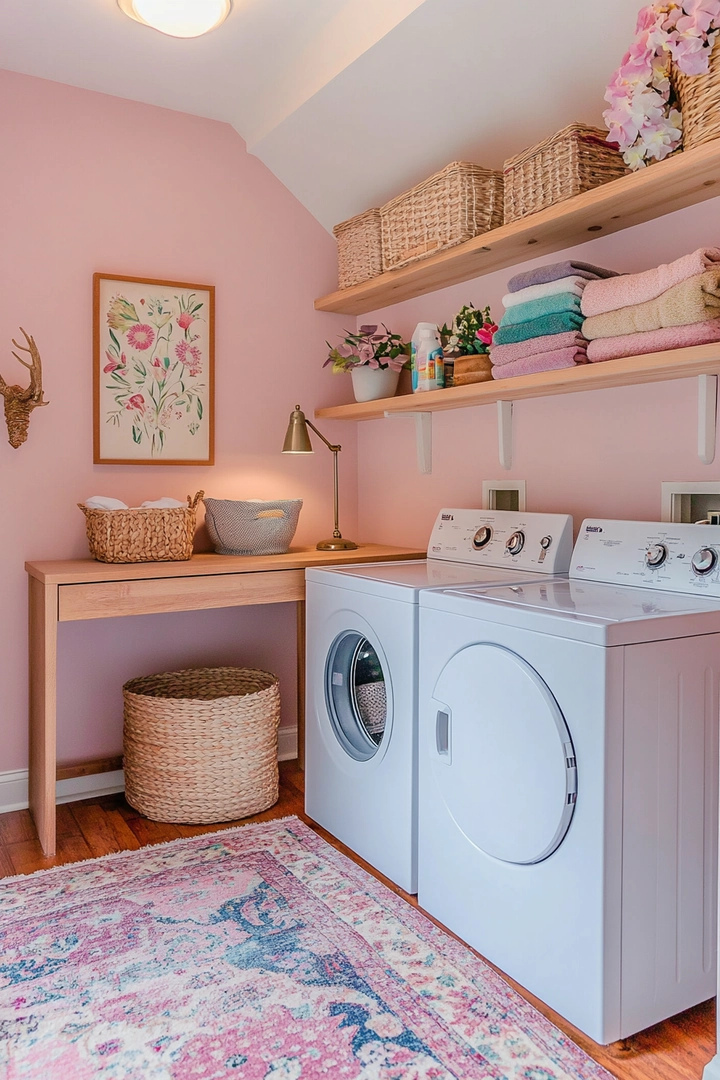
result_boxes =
[431,643,577,864]
[325,631,388,761]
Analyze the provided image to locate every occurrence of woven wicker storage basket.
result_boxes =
[78,491,203,563]
[380,161,504,272]
[503,124,627,224]
[333,208,383,289]
[123,666,281,824]
[674,42,720,150]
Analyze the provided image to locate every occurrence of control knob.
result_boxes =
[472,526,493,550]
[645,543,667,568]
[692,547,718,576]
[506,530,525,556]
[540,535,552,550]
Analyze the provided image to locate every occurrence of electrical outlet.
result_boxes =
[661,481,720,523]
[482,480,527,512]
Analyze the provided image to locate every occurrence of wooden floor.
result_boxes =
[0,760,715,1080]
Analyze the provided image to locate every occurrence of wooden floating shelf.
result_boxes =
[315,344,720,421]
[315,140,720,316]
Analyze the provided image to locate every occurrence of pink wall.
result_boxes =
[0,69,357,773]
[357,200,720,547]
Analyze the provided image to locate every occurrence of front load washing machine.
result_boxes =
[305,509,573,893]
[418,519,720,1043]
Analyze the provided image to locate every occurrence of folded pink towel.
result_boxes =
[586,318,720,363]
[490,331,587,366]
[492,347,587,379]
[581,247,720,317]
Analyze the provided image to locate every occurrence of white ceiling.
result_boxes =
[0,0,641,231]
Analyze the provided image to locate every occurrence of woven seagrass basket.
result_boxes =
[503,124,627,223]
[380,161,504,272]
[123,666,281,824]
[333,208,383,289]
[674,43,720,150]
[78,491,203,563]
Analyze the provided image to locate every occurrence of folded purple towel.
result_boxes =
[508,260,618,293]
[492,347,587,379]
[586,318,720,363]
[491,331,587,367]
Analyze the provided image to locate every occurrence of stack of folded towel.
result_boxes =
[491,260,618,379]
[581,248,720,362]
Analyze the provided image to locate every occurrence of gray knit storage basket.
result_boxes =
[203,497,302,555]
[123,666,281,824]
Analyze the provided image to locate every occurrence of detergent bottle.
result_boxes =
[411,323,444,393]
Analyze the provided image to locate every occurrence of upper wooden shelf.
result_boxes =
[315,344,720,421]
[315,140,720,316]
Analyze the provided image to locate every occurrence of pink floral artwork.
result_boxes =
[94,275,214,464]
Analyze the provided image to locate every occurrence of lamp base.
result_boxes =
[316,538,358,551]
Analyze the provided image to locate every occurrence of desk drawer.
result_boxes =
[58,570,306,621]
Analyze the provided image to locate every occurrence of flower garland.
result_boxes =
[604,1,720,169]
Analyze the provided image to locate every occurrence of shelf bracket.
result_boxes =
[497,400,513,470]
[384,410,432,473]
[698,374,718,465]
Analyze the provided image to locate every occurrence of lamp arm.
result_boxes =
[305,417,340,453]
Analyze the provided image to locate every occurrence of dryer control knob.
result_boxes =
[692,547,718,575]
[645,543,667,568]
[506,530,525,556]
[473,526,493,549]
[540,535,553,550]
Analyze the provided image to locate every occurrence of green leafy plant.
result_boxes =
[324,324,410,374]
[440,304,497,356]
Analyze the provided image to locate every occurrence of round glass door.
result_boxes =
[325,631,388,761]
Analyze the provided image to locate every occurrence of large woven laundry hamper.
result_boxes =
[123,667,281,824]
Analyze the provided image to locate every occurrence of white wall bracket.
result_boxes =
[497,400,513,470]
[384,410,432,473]
[698,374,718,464]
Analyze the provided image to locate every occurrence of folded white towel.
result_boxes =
[502,275,588,309]
[84,496,129,511]
[140,498,187,509]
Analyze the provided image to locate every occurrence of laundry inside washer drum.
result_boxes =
[326,632,387,758]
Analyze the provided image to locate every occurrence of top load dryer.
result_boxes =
[304,509,573,893]
[418,519,720,1043]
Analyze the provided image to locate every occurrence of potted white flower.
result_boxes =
[324,324,410,402]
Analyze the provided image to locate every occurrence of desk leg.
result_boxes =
[28,577,58,856]
[296,600,305,771]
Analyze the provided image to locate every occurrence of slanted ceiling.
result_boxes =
[0,0,639,231]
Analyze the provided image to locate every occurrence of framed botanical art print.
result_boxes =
[93,273,215,465]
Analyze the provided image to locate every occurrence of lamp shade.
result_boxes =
[282,406,313,454]
[118,0,232,38]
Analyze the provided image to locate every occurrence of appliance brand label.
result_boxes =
[441,513,454,521]
[585,525,603,533]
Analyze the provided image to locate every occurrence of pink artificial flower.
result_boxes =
[177,312,195,331]
[126,394,145,413]
[635,4,664,33]
[477,323,498,346]
[126,324,155,351]
[677,0,720,34]
[175,339,203,377]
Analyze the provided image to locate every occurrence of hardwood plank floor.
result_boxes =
[0,760,714,1080]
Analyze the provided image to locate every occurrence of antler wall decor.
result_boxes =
[0,328,49,448]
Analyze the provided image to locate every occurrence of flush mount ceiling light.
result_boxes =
[118,0,232,38]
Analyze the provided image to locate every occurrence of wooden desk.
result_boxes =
[25,544,423,856]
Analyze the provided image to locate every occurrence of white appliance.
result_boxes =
[305,509,574,893]
[418,519,720,1044]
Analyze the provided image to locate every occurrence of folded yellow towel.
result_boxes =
[583,269,720,340]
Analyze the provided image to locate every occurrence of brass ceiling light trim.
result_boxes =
[118,0,233,39]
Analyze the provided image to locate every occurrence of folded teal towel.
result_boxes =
[500,292,582,328]
[493,310,585,345]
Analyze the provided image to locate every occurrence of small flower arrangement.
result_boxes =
[440,304,497,356]
[604,2,720,170]
[324,324,410,374]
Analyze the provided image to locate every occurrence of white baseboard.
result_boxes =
[704,1054,720,1080]
[0,725,298,815]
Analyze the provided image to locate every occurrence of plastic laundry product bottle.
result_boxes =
[411,323,444,393]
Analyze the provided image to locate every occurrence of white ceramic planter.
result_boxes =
[350,365,400,402]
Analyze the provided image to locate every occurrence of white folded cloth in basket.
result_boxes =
[84,496,129,511]
[140,498,186,509]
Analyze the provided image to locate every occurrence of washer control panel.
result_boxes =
[573,519,720,595]
[428,510,573,574]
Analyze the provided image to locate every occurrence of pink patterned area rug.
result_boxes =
[0,816,613,1079]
